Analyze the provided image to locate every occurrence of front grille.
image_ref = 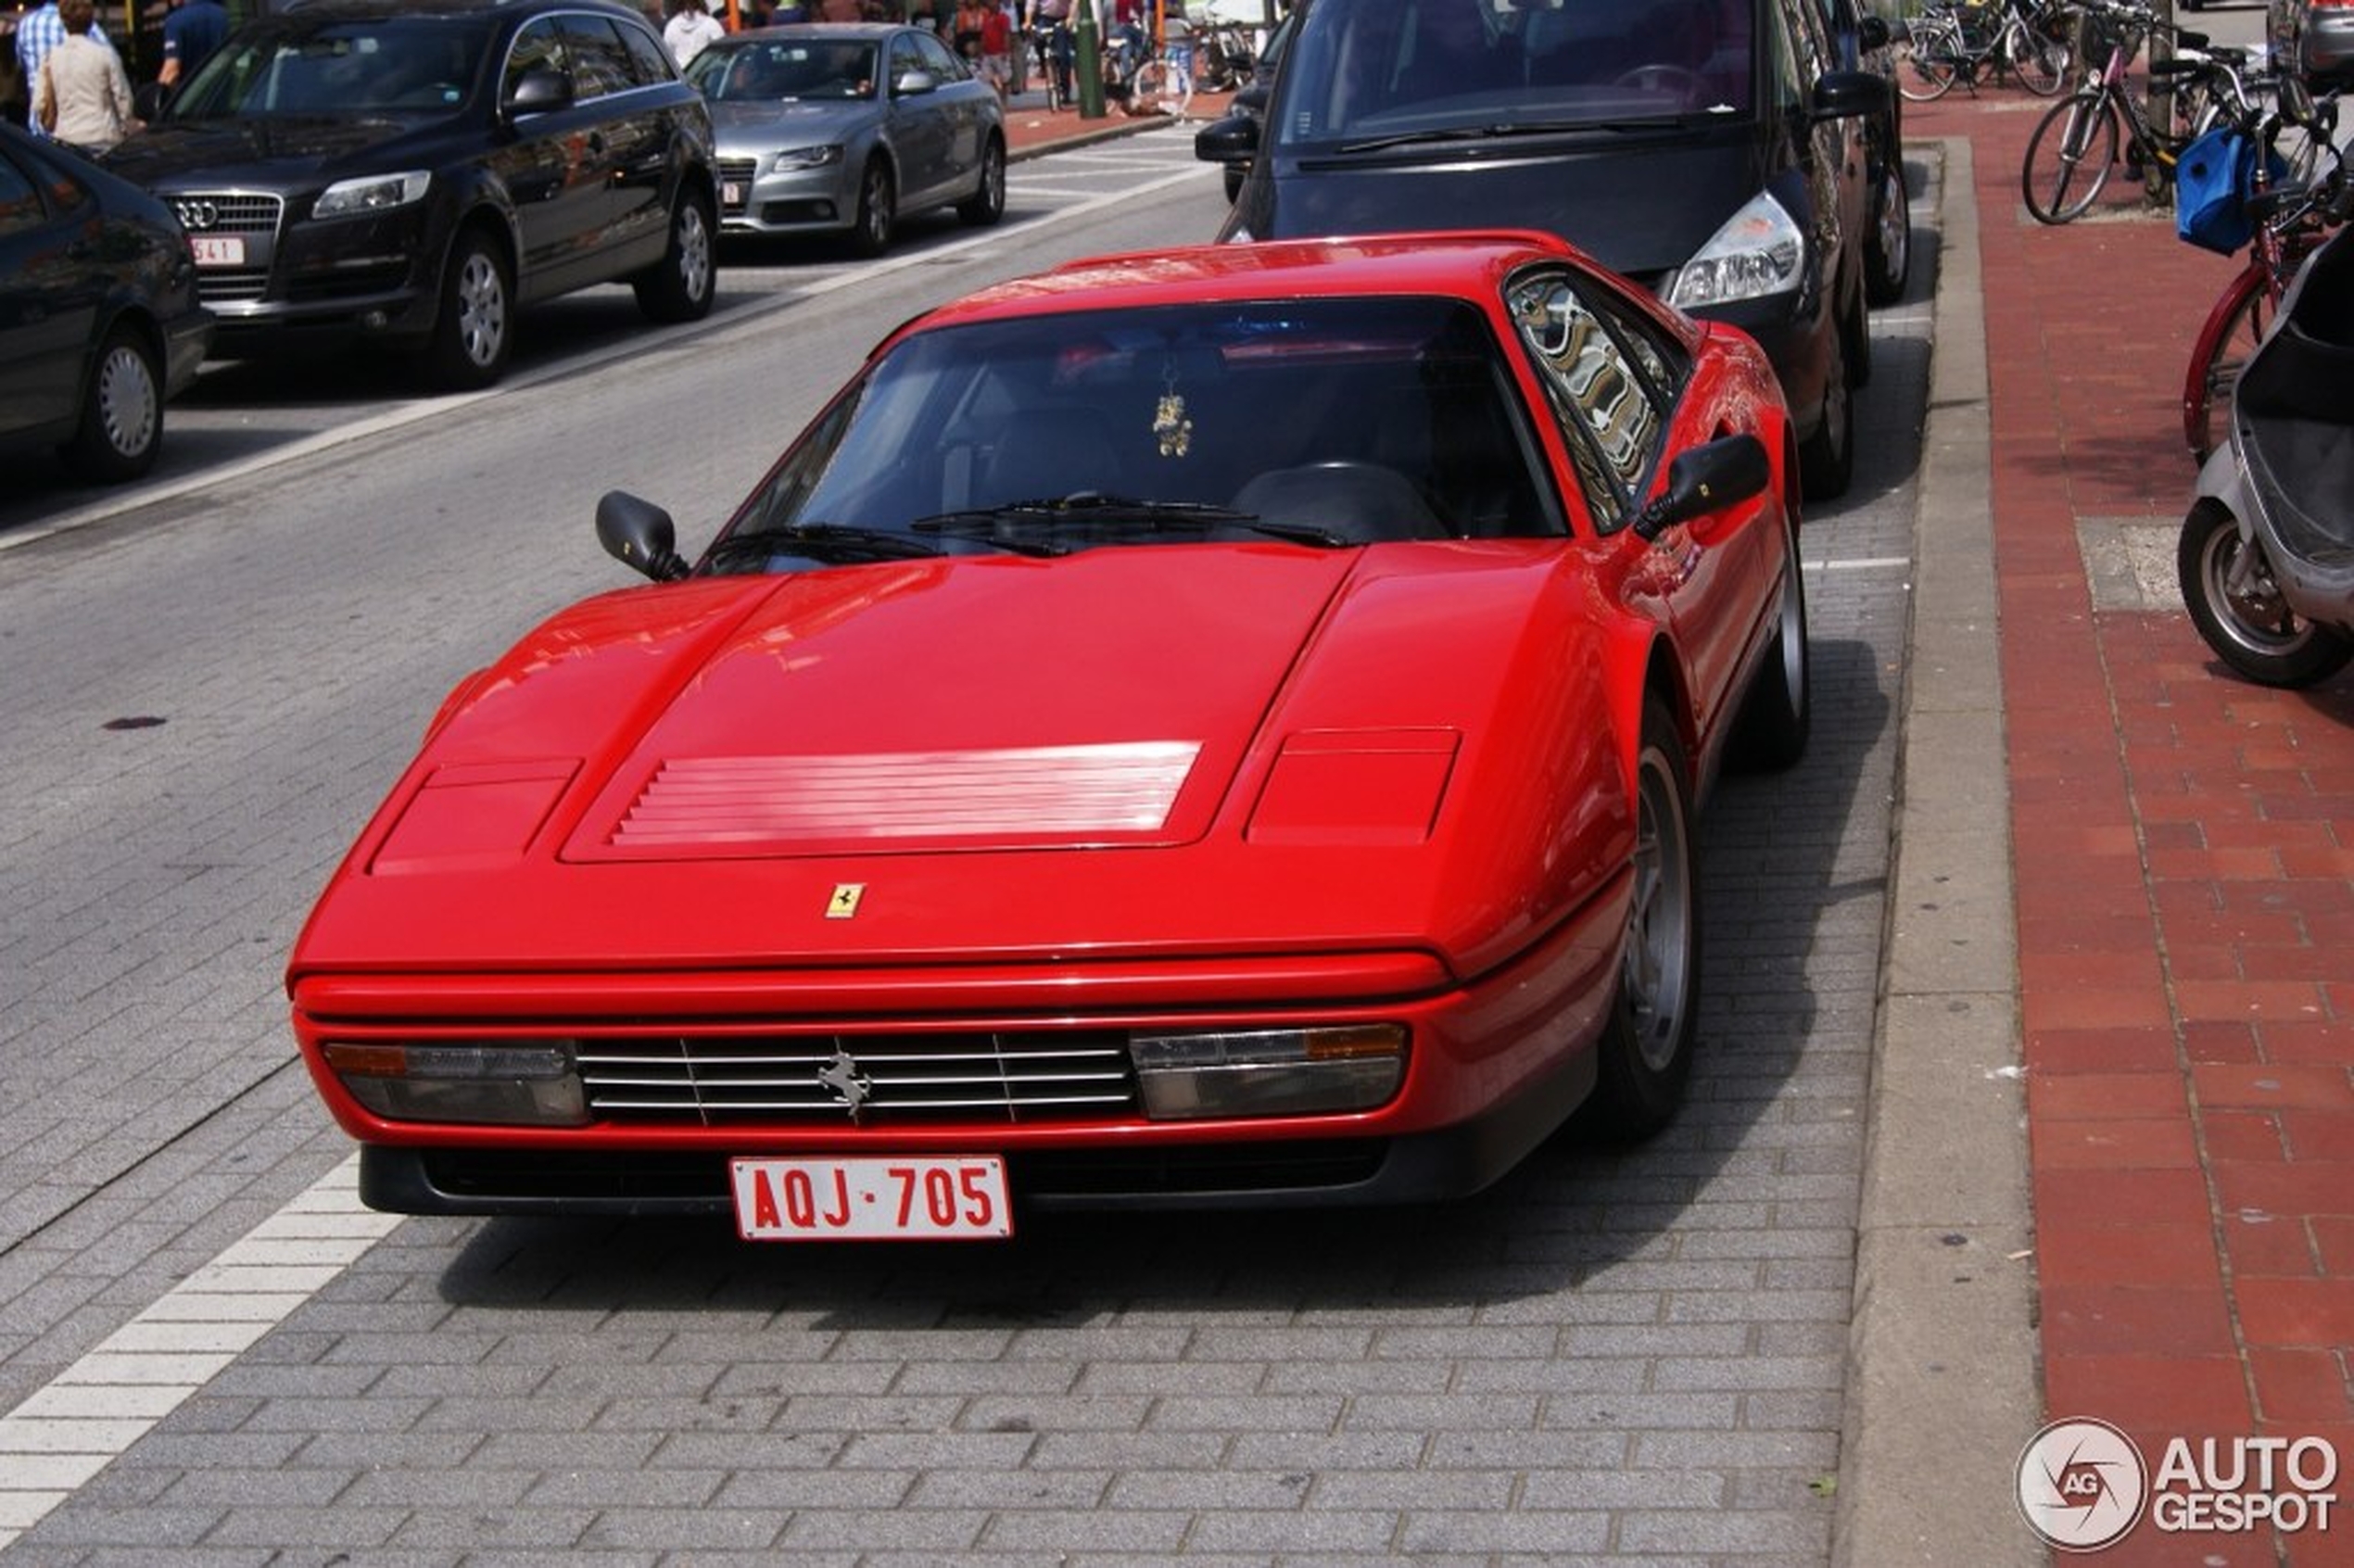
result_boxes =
[577,1031,1141,1126]
[176,191,283,306]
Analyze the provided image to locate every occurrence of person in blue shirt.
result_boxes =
[158,0,228,97]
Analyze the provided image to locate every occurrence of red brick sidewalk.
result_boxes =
[1907,91,2354,1564]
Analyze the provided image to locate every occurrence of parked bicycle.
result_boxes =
[1895,0,2071,102]
[2179,88,2348,461]
[2019,0,2242,224]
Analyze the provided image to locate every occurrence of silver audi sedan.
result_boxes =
[686,23,1007,256]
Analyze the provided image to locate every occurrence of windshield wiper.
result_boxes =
[704,522,946,565]
[912,495,1352,548]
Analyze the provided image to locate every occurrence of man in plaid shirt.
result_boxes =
[15,0,105,135]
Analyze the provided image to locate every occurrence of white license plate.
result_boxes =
[189,235,246,267]
[721,181,743,206]
[730,1155,1012,1241]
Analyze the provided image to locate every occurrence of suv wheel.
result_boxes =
[422,229,512,392]
[635,190,716,323]
[1866,158,1912,306]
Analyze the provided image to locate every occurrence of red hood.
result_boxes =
[293,543,1627,978]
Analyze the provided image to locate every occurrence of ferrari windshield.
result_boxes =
[171,16,497,118]
[687,38,880,101]
[1276,0,1754,148]
[712,295,1563,568]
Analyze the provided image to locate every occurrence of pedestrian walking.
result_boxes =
[663,0,725,67]
[977,0,1013,100]
[13,0,103,136]
[1159,0,1194,117]
[158,0,227,98]
[30,0,135,150]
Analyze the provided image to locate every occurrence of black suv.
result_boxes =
[107,0,718,389]
[1203,0,1890,499]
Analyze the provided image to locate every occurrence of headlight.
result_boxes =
[1129,1024,1406,1119]
[1665,191,1806,309]
[770,145,845,173]
[311,171,433,220]
[323,1040,588,1126]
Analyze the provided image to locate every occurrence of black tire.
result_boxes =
[2177,499,2354,688]
[1797,305,1855,502]
[421,228,512,392]
[2008,24,2068,94]
[59,323,162,484]
[633,189,716,323]
[1731,528,1812,770]
[849,158,895,259]
[1865,156,1912,308]
[2023,91,2119,225]
[957,135,1006,225]
[1895,32,1958,101]
[1588,696,1702,1137]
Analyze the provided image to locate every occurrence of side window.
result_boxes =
[503,17,563,98]
[890,33,927,88]
[1507,270,1672,529]
[913,29,964,79]
[614,17,680,85]
[557,15,637,99]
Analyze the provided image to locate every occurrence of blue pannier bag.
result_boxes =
[2175,128,2273,255]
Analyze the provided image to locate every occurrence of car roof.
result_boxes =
[913,231,1595,329]
[704,21,906,40]
[273,0,647,22]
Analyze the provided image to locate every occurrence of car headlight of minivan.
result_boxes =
[323,1040,588,1126]
[1130,1024,1406,1119]
[312,171,433,220]
[770,145,844,173]
[1665,191,1806,309]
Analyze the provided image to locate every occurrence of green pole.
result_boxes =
[1075,0,1105,118]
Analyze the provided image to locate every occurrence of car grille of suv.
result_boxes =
[172,192,283,304]
[576,1030,1143,1126]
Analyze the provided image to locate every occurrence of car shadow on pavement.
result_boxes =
[421,638,1891,1320]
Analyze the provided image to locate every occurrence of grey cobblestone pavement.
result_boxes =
[0,136,1937,1562]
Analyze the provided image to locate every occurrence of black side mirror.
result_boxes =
[1195,113,1259,164]
[504,67,574,118]
[1811,68,1892,121]
[1856,15,1891,52]
[597,490,690,581]
[1631,434,1771,541]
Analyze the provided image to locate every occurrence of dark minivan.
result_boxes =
[107,0,718,390]
[1201,0,1890,499]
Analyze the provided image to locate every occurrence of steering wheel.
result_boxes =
[1613,63,1709,99]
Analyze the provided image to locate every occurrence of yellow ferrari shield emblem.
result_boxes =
[826,883,865,919]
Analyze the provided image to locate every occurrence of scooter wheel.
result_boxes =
[2178,499,2354,688]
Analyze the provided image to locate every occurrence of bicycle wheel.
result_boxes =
[2183,268,2271,463]
[2022,90,2119,223]
[1896,24,1961,101]
[2006,19,2068,94]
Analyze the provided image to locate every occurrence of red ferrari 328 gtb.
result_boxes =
[287,229,1810,1239]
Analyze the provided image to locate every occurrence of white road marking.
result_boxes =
[0,1156,396,1549]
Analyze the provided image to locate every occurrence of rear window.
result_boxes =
[1275,0,1753,145]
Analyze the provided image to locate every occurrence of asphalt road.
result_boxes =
[0,124,1932,1562]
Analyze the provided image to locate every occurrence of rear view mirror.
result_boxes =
[1632,434,1771,540]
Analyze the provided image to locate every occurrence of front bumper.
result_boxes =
[716,156,858,236]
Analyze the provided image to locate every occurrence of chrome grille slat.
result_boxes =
[575,1032,1142,1126]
